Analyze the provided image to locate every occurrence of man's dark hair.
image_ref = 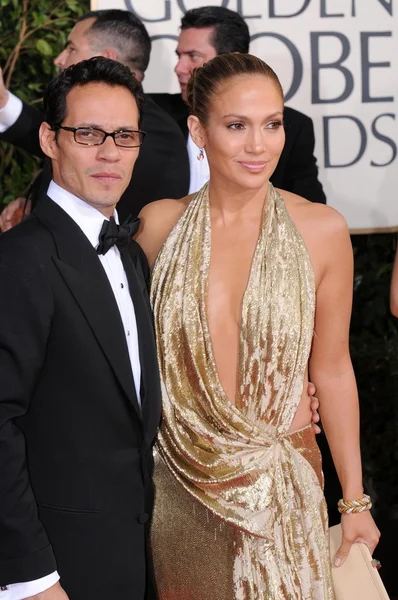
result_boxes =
[44,56,144,129]
[77,9,151,75]
[180,6,250,55]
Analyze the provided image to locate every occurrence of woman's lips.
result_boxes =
[238,161,267,173]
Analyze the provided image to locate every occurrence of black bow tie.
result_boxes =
[97,215,140,255]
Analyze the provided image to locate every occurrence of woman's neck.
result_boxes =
[208,178,269,223]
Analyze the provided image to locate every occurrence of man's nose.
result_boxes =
[175,57,189,76]
[96,136,121,161]
[54,49,67,70]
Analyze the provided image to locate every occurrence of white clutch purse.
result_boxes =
[329,524,390,600]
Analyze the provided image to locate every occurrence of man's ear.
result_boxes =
[102,48,118,61]
[39,122,58,159]
[187,115,206,149]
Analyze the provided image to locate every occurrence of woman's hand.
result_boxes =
[334,511,381,566]
[307,381,321,434]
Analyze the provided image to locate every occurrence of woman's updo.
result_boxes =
[186,53,283,125]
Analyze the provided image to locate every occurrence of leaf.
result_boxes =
[65,0,80,13]
[35,39,53,56]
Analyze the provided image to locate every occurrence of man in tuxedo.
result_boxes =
[0,9,189,230]
[151,5,326,204]
[0,57,161,600]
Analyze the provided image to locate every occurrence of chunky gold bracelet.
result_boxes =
[337,494,372,514]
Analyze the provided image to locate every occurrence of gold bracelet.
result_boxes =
[337,494,372,514]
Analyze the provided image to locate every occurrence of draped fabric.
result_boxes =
[150,183,334,599]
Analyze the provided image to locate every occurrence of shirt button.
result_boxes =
[120,283,124,288]
[137,512,149,524]
[127,330,130,336]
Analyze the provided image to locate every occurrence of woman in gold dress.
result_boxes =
[136,53,380,599]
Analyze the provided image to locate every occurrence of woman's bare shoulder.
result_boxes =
[135,195,193,268]
[277,188,348,237]
[276,188,351,283]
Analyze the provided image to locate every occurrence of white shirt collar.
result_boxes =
[47,180,119,249]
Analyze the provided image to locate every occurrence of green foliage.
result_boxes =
[350,234,398,518]
[0,0,89,205]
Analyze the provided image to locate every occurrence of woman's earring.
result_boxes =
[197,147,205,161]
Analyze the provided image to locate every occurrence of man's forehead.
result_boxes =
[177,26,216,51]
[68,17,96,43]
[64,85,138,122]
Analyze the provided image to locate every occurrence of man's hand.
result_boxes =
[0,67,8,109]
[308,381,321,434]
[0,197,30,232]
[26,582,70,600]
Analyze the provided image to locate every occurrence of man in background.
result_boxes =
[151,5,326,203]
[0,9,189,230]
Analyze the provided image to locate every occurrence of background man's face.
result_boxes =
[175,27,218,101]
[54,18,97,71]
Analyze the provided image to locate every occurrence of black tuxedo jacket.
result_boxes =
[0,197,162,599]
[150,93,326,204]
[1,95,190,218]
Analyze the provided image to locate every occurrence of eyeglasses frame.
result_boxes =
[51,125,146,148]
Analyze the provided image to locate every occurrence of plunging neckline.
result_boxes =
[201,185,271,411]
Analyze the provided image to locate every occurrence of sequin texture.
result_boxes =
[150,183,335,599]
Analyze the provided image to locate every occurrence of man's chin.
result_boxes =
[179,84,188,102]
[86,195,120,212]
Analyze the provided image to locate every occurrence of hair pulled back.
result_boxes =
[186,53,283,125]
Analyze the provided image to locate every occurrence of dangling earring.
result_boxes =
[197,147,205,161]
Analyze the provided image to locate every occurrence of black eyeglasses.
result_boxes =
[52,125,146,148]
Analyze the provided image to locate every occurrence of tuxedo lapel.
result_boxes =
[34,198,142,419]
[120,251,158,417]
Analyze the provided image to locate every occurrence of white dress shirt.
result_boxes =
[2,181,142,599]
[0,91,22,132]
[187,134,210,194]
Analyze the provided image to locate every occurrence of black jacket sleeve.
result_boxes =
[0,102,44,158]
[130,239,151,292]
[0,233,56,584]
[279,107,326,204]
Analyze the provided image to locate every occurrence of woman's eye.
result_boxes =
[227,123,245,131]
[267,121,283,130]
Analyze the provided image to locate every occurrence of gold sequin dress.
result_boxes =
[150,183,335,599]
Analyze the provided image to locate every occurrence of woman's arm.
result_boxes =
[135,197,190,269]
[390,240,398,317]
[308,212,380,565]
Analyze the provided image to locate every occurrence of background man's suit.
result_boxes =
[0,95,190,218]
[151,93,327,204]
[0,197,162,599]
